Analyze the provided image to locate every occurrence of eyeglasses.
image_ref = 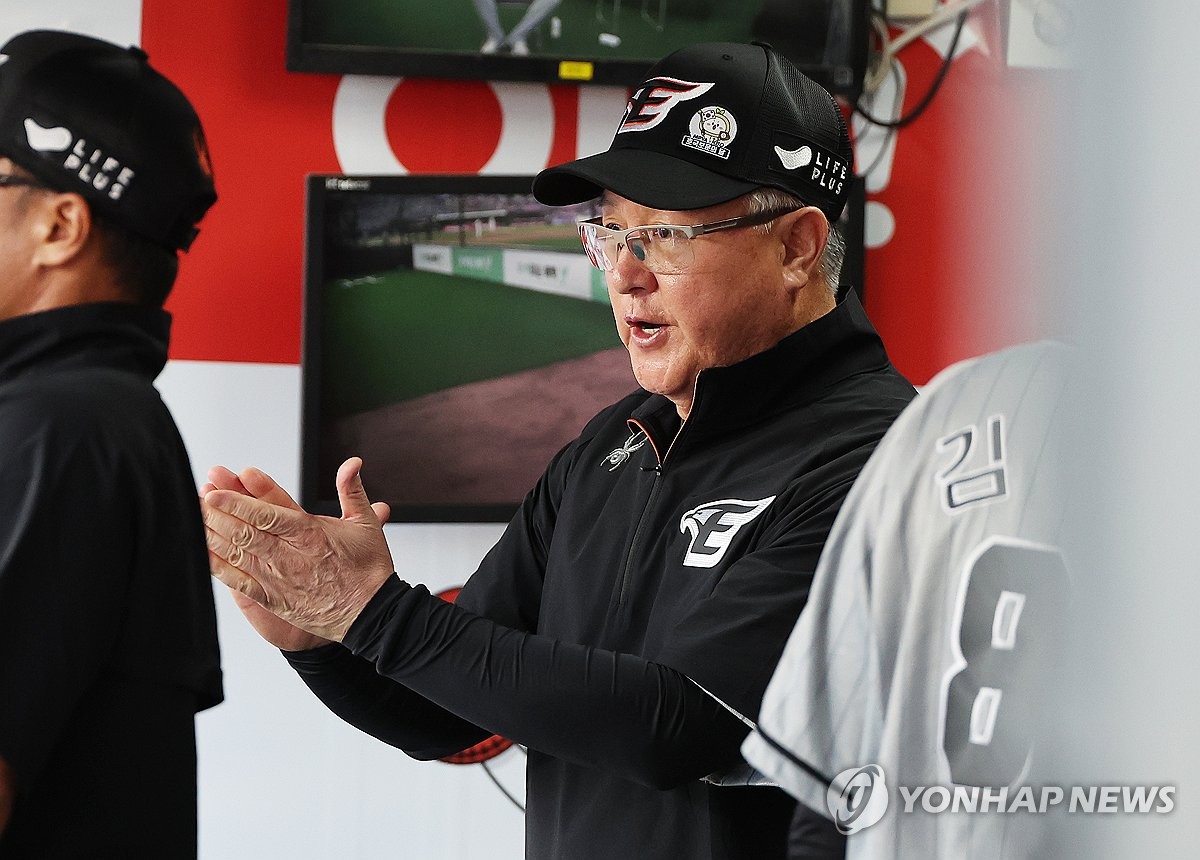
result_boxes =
[0,175,47,191]
[578,207,800,274]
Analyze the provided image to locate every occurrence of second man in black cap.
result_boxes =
[0,29,221,857]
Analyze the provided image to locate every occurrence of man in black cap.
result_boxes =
[0,30,222,857]
[202,42,914,859]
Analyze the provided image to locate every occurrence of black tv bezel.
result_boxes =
[286,0,870,96]
[301,173,608,523]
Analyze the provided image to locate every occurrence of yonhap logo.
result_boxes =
[828,765,889,834]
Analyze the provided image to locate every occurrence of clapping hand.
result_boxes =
[202,457,394,645]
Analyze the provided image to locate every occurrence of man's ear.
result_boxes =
[779,207,829,288]
[30,192,93,268]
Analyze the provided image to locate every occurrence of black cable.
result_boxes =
[481,757,526,813]
[854,10,968,130]
[856,62,902,181]
[858,124,896,182]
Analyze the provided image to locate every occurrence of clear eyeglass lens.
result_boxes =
[624,227,691,273]
[580,225,609,270]
[579,223,693,273]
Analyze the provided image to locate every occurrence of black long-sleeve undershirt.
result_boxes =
[286,576,749,790]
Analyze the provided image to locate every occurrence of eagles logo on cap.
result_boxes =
[618,77,713,134]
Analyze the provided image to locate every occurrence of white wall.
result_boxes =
[0,0,139,45]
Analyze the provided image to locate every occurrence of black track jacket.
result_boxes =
[0,304,222,858]
[289,292,916,859]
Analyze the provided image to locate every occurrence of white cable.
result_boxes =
[864,13,895,94]
[890,0,989,54]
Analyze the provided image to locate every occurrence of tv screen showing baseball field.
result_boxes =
[302,175,635,521]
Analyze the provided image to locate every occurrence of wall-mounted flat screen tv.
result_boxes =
[287,0,869,94]
[301,173,865,522]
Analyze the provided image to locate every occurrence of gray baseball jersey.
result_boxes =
[743,341,1072,859]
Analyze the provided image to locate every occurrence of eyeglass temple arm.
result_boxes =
[690,207,800,237]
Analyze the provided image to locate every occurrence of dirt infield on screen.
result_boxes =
[318,267,637,510]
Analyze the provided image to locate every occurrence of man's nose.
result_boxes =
[608,242,658,295]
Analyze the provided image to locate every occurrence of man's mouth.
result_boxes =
[626,316,665,336]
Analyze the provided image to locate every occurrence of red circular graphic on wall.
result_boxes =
[385,79,503,174]
[434,586,515,764]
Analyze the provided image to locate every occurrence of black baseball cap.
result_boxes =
[0,29,216,252]
[533,41,853,220]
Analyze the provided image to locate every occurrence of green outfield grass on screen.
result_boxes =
[318,195,615,420]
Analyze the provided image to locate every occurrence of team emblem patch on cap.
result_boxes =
[681,106,737,161]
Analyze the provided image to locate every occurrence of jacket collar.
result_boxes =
[628,291,893,455]
[0,302,172,385]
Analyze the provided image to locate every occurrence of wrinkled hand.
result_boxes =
[202,457,394,643]
[202,466,330,652]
